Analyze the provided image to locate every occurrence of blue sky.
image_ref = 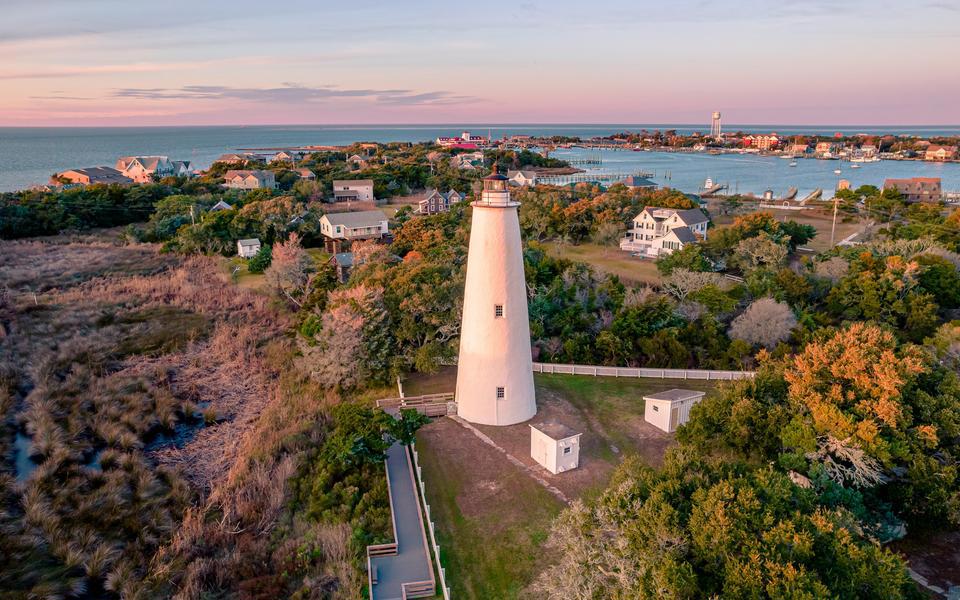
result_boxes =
[1,0,958,125]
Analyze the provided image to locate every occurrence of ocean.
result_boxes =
[1,124,959,194]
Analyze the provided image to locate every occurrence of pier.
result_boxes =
[537,171,655,186]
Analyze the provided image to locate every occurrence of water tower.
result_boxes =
[711,111,722,140]
[455,166,537,426]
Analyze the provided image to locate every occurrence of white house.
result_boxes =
[115,156,183,183]
[237,238,261,258]
[620,207,709,257]
[417,189,463,215]
[507,169,537,187]
[644,389,706,433]
[331,179,375,203]
[530,422,581,474]
[319,210,389,252]
[223,170,276,190]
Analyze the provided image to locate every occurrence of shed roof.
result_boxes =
[531,422,580,440]
[643,389,705,403]
[237,238,261,246]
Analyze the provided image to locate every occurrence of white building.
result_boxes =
[237,238,261,258]
[319,210,388,241]
[331,179,375,202]
[644,389,706,432]
[456,169,537,426]
[620,207,708,257]
[507,169,538,187]
[530,422,581,474]
[223,170,276,190]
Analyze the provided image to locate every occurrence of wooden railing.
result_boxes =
[411,443,452,600]
[377,393,456,417]
[365,456,399,595]
[532,362,755,380]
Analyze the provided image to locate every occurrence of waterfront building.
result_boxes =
[883,177,942,203]
[51,166,133,186]
[331,179,375,203]
[742,134,780,151]
[620,207,708,257]
[456,167,537,426]
[925,145,958,162]
[115,156,188,182]
[436,131,488,149]
[223,170,276,190]
[622,175,658,189]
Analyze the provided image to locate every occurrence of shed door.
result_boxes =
[670,406,680,431]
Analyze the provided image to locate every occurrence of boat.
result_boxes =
[833,169,842,175]
[789,161,798,167]
[850,164,861,169]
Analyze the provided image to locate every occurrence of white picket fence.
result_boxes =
[409,443,452,600]
[532,362,754,381]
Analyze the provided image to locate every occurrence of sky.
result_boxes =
[1,0,958,127]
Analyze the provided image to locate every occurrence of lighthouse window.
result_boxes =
[496,386,505,399]
[494,304,504,318]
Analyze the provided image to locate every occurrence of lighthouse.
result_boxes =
[455,166,537,426]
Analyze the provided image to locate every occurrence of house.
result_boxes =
[785,143,809,156]
[237,238,261,258]
[529,422,581,475]
[507,169,538,187]
[330,252,355,283]
[210,200,234,212]
[319,209,389,252]
[450,151,485,170]
[883,177,942,203]
[436,131,488,149]
[925,145,958,162]
[223,170,276,190]
[742,134,780,151]
[214,153,263,165]
[331,179,375,203]
[346,154,369,169]
[643,389,706,433]
[417,189,463,215]
[621,175,658,189]
[270,150,304,164]
[51,167,133,186]
[115,156,179,182]
[620,207,709,257]
[294,168,316,180]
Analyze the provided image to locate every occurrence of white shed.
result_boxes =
[530,422,581,474]
[237,238,261,258]
[643,389,706,432]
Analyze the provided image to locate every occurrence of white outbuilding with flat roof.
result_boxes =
[530,422,581,474]
[643,389,706,433]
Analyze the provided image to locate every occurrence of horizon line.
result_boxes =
[1,122,959,130]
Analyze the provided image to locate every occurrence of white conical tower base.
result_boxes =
[456,190,536,426]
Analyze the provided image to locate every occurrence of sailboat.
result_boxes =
[850,163,861,169]
[833,168,842,175]
[789,161,798,167]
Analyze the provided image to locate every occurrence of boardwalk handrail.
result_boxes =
[366,455,399,598]
[532,361,755,380]
[399,444,436,599]
[410,444,452,600]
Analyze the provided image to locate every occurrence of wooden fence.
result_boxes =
[366,456,399,595]
[410,444,452,600]
[532,362,755,381]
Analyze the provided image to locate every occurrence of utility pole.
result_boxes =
[830,195,839,246]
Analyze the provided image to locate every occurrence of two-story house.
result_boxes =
[319,209,389,252]
[222,170,277,190]
[925,145,958,162]
[883,177,942,203]
[331,179,375,203]
[620,207,709,257]
[417,189,463,215]
[507,169,538,186]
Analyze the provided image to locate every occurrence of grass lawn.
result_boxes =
[416,418,564,600]
[413,370,724,598]
[545,242,662,285]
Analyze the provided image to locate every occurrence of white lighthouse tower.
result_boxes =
[455,166,537,426]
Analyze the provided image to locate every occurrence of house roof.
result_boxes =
[210,200,233,211]
[237,238,260,246]
[667,226,697,243]
[530,422,580,440]
[323,210,387,228]
[333,179,374,187]
[224,169,272,181]
[623,175,657,188]
[643,388,705,402]
[640,206,708,226]
[507,169,537,179]
[332,252,354,267]
[59,167,133,184]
